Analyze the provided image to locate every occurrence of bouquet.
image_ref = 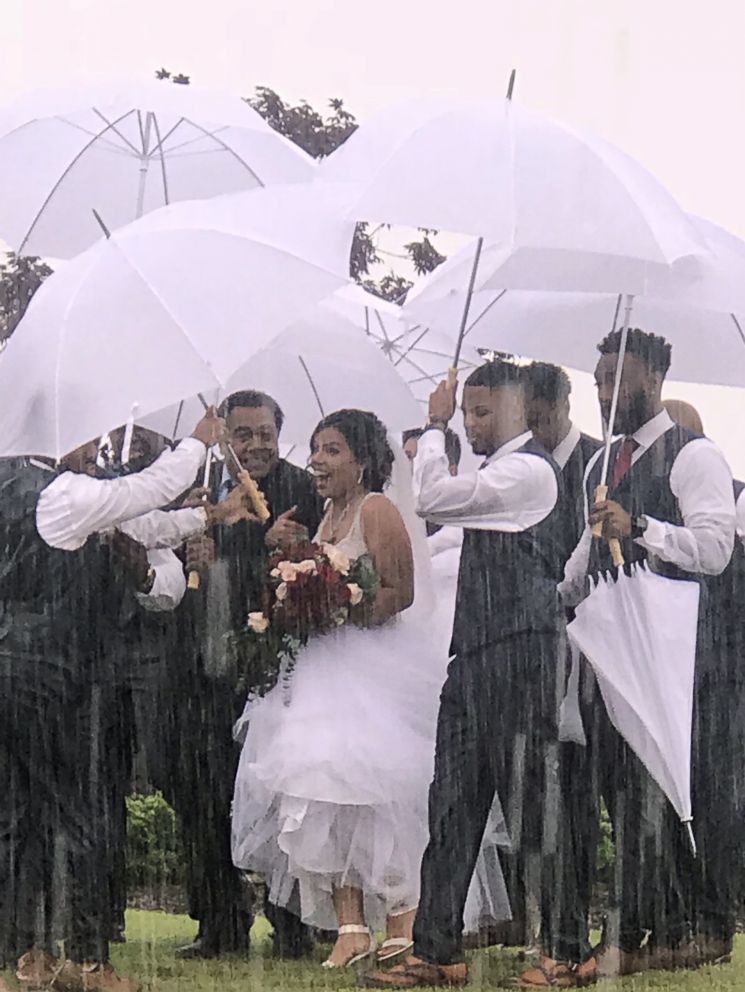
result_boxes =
[230,541,380,702]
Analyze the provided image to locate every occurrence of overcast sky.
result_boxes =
[3,0,745,469]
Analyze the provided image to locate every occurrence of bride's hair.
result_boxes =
[311,409,394,493]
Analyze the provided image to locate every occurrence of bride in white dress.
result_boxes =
[231,409,508,969]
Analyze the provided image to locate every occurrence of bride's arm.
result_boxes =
[359,495,414,625]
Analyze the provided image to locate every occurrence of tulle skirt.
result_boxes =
[231,621,511,932]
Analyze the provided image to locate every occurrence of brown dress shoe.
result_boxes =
[16,949,61,988]
[510,956,597,988]
[358,955,468,988]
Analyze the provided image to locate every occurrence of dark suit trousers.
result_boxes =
[413,629,584,965]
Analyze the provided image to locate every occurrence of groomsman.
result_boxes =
[523,329,735,987]
[0,411,222,992]
[525,362,602,552]
[362,359,577,989]
[166,390,322,960]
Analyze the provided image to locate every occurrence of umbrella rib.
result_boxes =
[462,288,508,341]
[148,120,228,156]
[18,108,142,254]
[731,313,745,347]
[297,356,325,417]
[145,117,187,157]
[91,108,142,155]
[151,117,266,188]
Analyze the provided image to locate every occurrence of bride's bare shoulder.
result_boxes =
[360,493,407,533]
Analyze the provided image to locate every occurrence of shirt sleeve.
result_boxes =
[136,548,187,611]
[737,490,745,542]
[120,507,207,549]
[637,438,735,576]
[36,438,206,551]
[558,526,593,606]
[412,429,558,531]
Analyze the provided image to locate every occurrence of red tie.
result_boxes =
[611,437,638,489]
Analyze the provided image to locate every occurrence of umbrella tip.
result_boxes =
[506,69,517,100]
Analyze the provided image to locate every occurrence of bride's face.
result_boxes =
[310,427,362,500]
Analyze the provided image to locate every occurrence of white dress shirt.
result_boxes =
[137,548,187,611]
[550,423,581,471]
[36,437,206,551]
[737,489,745,543]
[561,410,735,602]
[121,506,207,549]
[413,428,558,531]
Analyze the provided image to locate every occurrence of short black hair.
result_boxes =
[220,390,284,433]
[597,328,672,377]
[526,362,571,404]
[403,427,461,467]
[465,358,524,389]
[312,409,394,493]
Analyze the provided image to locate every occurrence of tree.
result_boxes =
[0,254,52,342]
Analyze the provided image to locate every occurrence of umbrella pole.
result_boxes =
[450,236,484,380]
[592,293,635,568]
[683,819,697,858]
[135,112,154,219]
[297,355,326,417]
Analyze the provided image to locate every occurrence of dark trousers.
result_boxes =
[413,630,582,965]
[0,647,113,965]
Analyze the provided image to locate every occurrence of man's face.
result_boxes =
[462,384,522,457]
[60,439,99,476]
[527,395,570,452]
[403,437,419,463]
[595,352,658,435]
[226,405,280,481]
[108,426,163,473]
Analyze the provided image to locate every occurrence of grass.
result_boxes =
[2,910,744,990]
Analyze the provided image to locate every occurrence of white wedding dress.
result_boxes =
[231,493,510,932]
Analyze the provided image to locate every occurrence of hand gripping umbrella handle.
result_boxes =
[591,484,625,568]
[188,448,213,591]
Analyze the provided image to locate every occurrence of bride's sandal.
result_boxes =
[377,937,415,963]
[321,925,376,970]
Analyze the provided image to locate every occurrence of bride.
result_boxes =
[231,409,507,969]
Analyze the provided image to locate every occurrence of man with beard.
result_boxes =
[361,359,576,989]
[518,329,735,987]
[166,390,323,960]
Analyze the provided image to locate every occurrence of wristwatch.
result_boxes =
[631,515,648,540]
[140,566,157,595]
[425,417,448,432]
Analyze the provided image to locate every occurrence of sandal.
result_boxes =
[321,925,376,970]
[377,938,415,963]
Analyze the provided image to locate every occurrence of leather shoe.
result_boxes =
[510,955,597,987]
[358,955,468,988]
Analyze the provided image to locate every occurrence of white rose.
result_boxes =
[323,543,351,575]
[276,582,289,602]
[270,567,281,578]
[277,561,298,582]
[247,612,269,634]
[347,583,364,606]
[296,559,318,575]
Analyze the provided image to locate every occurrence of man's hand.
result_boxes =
[192,407,225,448]
[185,534,216,576]
[111,530,150,590]
[589,500,633,540]
[428,376,457,425]
[180,486,210,508]
[265,506,309,550]
[206,486,260,527]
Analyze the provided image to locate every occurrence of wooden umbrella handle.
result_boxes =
[608,537,625,568]
[591,484,625,567]
[591,484,608,538]
[187,571,201,590]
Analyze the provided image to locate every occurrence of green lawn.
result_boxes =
[2,910,744,990]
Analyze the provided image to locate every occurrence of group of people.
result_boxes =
[1,324,744,991]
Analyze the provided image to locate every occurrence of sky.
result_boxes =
[2,0,745,469]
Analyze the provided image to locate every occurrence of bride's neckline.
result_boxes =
[318,492,370,546]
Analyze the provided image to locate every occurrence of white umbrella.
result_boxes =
[142,308,422,444]
[402,217,745,388]
[0,79,315,258]
[321,284,481,404]
[567,566,701,853]
[319,96,708,297]
[0,184,352,459]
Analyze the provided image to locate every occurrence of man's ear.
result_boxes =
[448,464,458,477]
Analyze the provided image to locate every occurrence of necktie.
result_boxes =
[611,437,638,489]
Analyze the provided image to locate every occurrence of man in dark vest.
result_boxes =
[360,359,580,989]
[526,362,602,554]
[166,390,323,960]
[0,410,222,992]
[536,329,735,986]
